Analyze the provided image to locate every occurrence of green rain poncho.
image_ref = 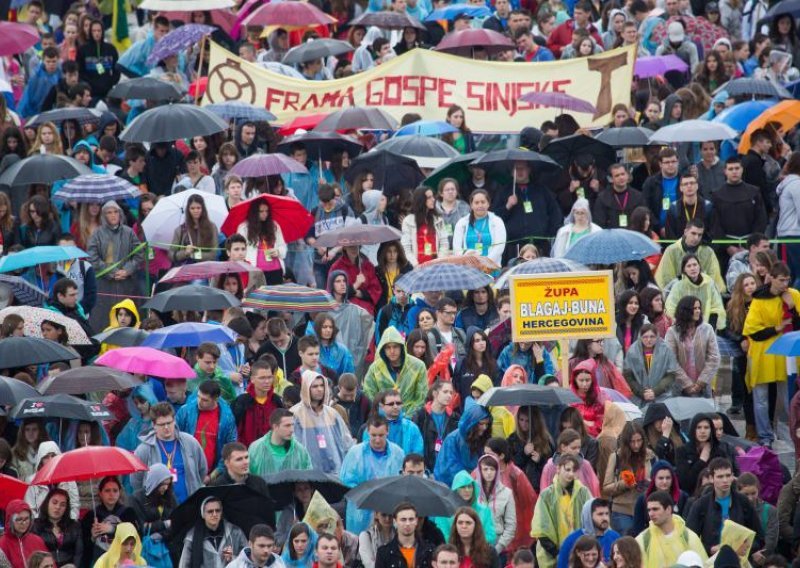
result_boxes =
[433,470,497,545]
[531,475,592,568]
[363,327,428,414]
[248,436,313,477]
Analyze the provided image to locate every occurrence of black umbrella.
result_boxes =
[120,103,228,143]
[373,136,459,160]
[721,78,792,100]
[0,375,40,406]
[143,284,241,312]
[345,475,462,517]
[471,148,561,174]
[315,107,398,132]
[277,131,364,162]
[595,127,654,148]
[477,384,581,407]
[282,38,354,65]
[108,77,185,101]
[91,327,150,347]
[344,150,425,197]
[0,154,93,187]
[0,337,78,368]
[423,151,486,190]
[541,133,616,170]
[663,396,715,422]
[169,484,275,547]
[37,367,142,395]
[10,393,112,421]
[349,11,426,29]
[28,107,103,128]
[264,469,349,509]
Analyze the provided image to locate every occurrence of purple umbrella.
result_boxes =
[634,55,689,78]
[518,91,597,114]
[230,153,308,178]
[147,24,215,65]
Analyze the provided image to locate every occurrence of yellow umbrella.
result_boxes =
[739,100,800,154]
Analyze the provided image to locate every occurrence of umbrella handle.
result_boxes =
[195,35,208,105]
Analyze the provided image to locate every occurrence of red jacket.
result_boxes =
[0,500,46,568]
[329,253,382,316]
[546,20,603,58]
[232,383,281,447]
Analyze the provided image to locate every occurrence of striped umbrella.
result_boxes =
[0,275,47,306]
[0,307,92,345]
[495,257,587,289]
[420,255,500,273]
[395,263,493,293]
[242,284,337,312]
[53,174,140,204]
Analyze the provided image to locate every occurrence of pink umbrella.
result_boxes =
[241,1,337,28]
[159,260,258,284]
[161,9,237,29]
[96,347,195,379]
[0,22,40,56]
[518,91,597,115]
[434,29,514,56]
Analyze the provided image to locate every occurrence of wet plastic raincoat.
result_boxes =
[432,470,496,545]
[93,521,147,568]
[433,404,491,486]
[531,475,591,568]
[363,326,428,414]
[248,435,313,477]
[635,514,706,568]
[475,454,516,552]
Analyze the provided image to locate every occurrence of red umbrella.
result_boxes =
[434,28,514,56]
[0,474,28,509]
[277,113,331,136]
[159,260,258,284]
[242,1,337,27]
[221,194,313,243]
[31,446,148,485]
[0,22,40,56]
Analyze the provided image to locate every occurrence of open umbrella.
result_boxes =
[349,11,425,29]
[712,100,775,132]
[120,103,228,143]
[170,484,275,538]
[0,307,92,345]
[0,474,27,509]
[53,174,140,203]
[649,120,737,143]
[394,120,459,137]
[425,4,490,20]
[31,446,147,485]
[766,330,800,356]
[220,193,313,243]
[92,327,150,347]
[0,154,93,186]
[313,225,402,248]
[0,245,87,273]
[663,396,715,422]
[518,92,597,115]
[423,151,486,190]
[344,150,424,197]
[141,322,238,349]
[396,264,493,293]
[495,257,587,289]
[420,254,500,273]
[633,55,689,78]
[95,346,196,379]
[242,1,336,26]
[541,133,616,169]
[0,337,77,368]
[108,77,184,100]
[763,0,800,19]
[242,283,337,312]
[37,367,141,395]
[345,475,462,517]
[141,189,228,248]
[277,113,330,136]
[230,153,308,178]
[478,384,581,407]
[205,101,277,122]
[721,78,792,100]
[434,28,514,56]
[0,22,41,56]
[563,229,661,265]
[140,0,234,9]
[144,285,240,312]
[264,469,348,508]
[0,375,40,405]
[11,394,112,421]
[738,100,800,153]
[147,23,215,65]
[596,127,654,148]
[372,135,459,169]
[28,107,103,128]
[315,107,398,132]
[159,260,257,284]
[282,39,354,65]
[471,148,561,174]
[0,275,47,306]
[277,131,363,162]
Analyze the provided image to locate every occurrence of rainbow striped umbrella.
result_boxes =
[242,284,337,312]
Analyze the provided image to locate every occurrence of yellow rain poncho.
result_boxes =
[93,522,146,568]
[635,515,707,568]
[531,476,591,568]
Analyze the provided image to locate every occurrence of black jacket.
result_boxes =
[592,186,645,229]
[255,338,301,379]
[675,416,740,495]
[41,77,72,111]
[491,182,562,255]
[686,490,763,555]
[664,198,714,241]
[507,430,552,493]
[375,536,435,568]
[642,172,679,233]
[131,487,176,540]
[76,39,120,98]
[146,145,186,196]
[33,519,83,567]
[711,181,768,238]
[412,405,460,472]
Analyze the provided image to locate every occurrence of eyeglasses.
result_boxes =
[205,508,222,514]
[441,311,457,316]
[383,401,402,407]
[155,420,174,428]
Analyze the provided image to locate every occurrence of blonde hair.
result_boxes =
[28,121,64,156]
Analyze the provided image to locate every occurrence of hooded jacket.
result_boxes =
[329,251,382,316]
[248,430,313,477]
[675,414,739,495]
[17,61,61,118]
[87,201,143,282]
[622,336,679,405]
[475,454,516,552]
[0,500,47,568]
[359,409,423,456]
[24,441,80,521]
[93,521,147,567]
[466,375,514,439]
[98,297,140,354]
[557,499,621,568]
[233,381,282,447]
[76,35,120,97]
[131,424,208,498]
[413,401,460,472]
[570,359,606,437]
[325,270,374,377]
[433,404,491,487]
[228,546,287,568]
[176,394,238,472]
[130,464,176,542]
[432,470,497,545]
[178,517,247,568]
[641,403,684,465]
[290,369,354,475]
[363,327,428,414]
[631,460,689,536]
[531,473,592,568]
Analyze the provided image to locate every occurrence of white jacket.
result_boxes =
[401,215,450,266]
[236,221,287,269]
[551,222,602,258]
[451,212,506,265]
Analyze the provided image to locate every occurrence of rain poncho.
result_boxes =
[433,470,496,545]
[307,325,355,377]
[434,404,491,486]
[116,383,157,452]
[360,411,423,456]
[94,522,147,568]
[248,436,313,477]
[326,270,374,376]
[569,359,607,437]
[556,499,621,568]
[290,370,354,475]
[635,513,707,568]
[24,441,80,521]
[280,524,317,568]
[340,439,406,535]
[99,297,141,354]
[531,475,591,568]
[363,326,428,415]
[117,32,156,78]
[665,272,727,330]
[474,454,516,552]
[464,375,515,439]
[360,190,389,264]
[622,337,679,406]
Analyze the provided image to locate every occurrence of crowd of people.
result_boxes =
[2,0,800,567]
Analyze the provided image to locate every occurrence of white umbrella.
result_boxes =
[258,61,306,79]
[0,307,91,345]
[649,120,738,143]
[139,0,233,10]
[141,189,228,250]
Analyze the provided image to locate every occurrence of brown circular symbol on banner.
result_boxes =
[206,59,257,105]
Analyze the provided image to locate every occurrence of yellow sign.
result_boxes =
[203,43,637,133]
[508,271,615,342]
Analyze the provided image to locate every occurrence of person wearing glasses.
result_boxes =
[179,496,247,568]
[131,402,208,505]
[0,500,47,568]
[357,390,423,456]
[427,298,468,364]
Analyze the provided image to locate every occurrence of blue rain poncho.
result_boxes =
[433,404,491,487]
[433,469,497,545]
[360,412,424,456]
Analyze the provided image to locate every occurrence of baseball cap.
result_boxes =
[668,21,685,42]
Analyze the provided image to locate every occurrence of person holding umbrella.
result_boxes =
[170,193,220,266]
[401,186,449,267]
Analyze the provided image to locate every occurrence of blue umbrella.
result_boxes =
[766,330,800,356]
[425,5,490,21]
[395,264,493,293]
[205,101,277,122]
[563,229,661,265]
[140,322,238,349]
[53,174,140,204]
[147,24,215,65]
[394,120,459,137]
[0,246,88,273]
[786,78,800,99]
[712,100,775,132]
[0,275,47,305]
[496,257,588,289]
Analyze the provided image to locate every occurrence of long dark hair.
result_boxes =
[405,329,432,367]
[449,507,492,568]
[1,126,27,158]
[24,194,55,230]
[246,197,277,246]
[623,260,655,292]
[313,312,339,343]
[674,295,701,340]
[616,290,645,328]
[37,488,72,530]
[467,189,491,225]
[465,329,498,378]
[616,421,648,473]
[466,415,491,454]
[183,194,215,248]
[569,535,603,568]
[377,240,409,272]
[516,405,553,456]
[559,407,590,442]
[288,523,312,560]
[412,185,437,229]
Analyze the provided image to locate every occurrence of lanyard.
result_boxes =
[683,200,697,223]
[157,438,177,468]
[613,191,629,211]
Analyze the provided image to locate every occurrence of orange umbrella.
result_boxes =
[739,100,800,154]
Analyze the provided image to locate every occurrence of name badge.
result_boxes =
[169,466,178,482]
[316,434,328,449]
[475,243,483,255]
[96,62,105,75]
[434,438,442,453]
[662,197,670,211]
[147,247,155,260]
[523,200,533,214]
[619,214,628,227]
[576,187,585,199]
[192,249,202,260]
[423,242,433,256]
